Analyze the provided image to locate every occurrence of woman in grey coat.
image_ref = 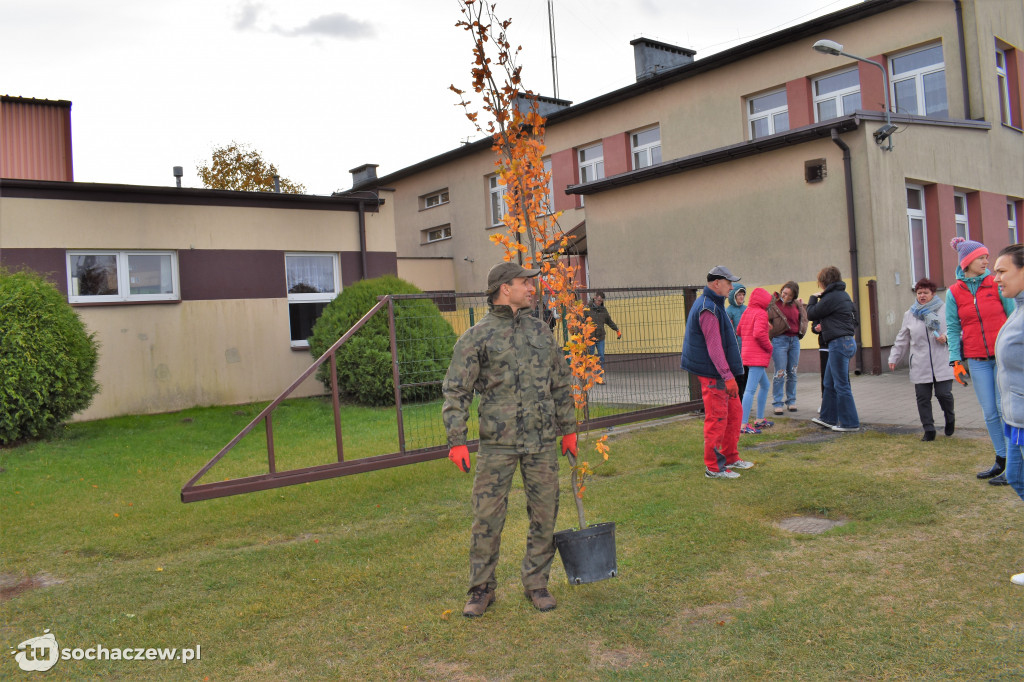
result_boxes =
[888,277,955,441]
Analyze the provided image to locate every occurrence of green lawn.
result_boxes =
[2,399,1022,680]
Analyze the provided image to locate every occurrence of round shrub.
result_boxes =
[0,268,100,444]
[308,275,457,406]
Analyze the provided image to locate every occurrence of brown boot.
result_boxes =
[462,586,495,618]
[525,587,556,612]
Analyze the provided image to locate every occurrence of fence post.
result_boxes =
[387,296,407,454]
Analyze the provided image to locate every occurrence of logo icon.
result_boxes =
[11,630,59,672]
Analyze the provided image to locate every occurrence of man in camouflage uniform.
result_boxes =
[443,262,577,617]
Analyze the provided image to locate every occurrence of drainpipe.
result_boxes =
[953,0,971,119]
[358,200,368,280]
[830,128,864,375]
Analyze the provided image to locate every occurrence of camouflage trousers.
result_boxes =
[469,445,560,593]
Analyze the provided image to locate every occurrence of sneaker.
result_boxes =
[1012,573,1024,586]
[727,459,755,470]
[787,405,798,412]
[525,587,556,612]
[831,425,860,432]
[811,417,835,429]
[753,419,774,429]
[705,467,740,479]
[989,473,1009,486]
[740,424,761,435]
[773,407,784,415]
[463,586,495,617]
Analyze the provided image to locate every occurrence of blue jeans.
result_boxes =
[590,339,606,367]
[967,358,1007,461]
[1006,441,1024,502]
[820,336,859,428]
[741,366,770,423]
[771,335,801,408]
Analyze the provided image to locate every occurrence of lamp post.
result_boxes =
[813,39,896,151]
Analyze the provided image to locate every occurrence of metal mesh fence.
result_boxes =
[391,286,701,453]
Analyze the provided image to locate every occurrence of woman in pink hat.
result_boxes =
[945,237,1016,484]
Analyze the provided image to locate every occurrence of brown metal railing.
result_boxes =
[182,286,705,503]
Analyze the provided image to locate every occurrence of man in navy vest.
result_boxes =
[681,266,756,479]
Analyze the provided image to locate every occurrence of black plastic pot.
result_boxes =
[553,522,617,584]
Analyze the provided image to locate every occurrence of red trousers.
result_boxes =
[699,376,742,472]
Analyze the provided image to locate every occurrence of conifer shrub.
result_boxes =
[1,269,100,444]
[308,275,457,406]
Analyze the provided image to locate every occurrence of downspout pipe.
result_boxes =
[830,128,863,374]
[954,0,971,119]
[358,200,368,280]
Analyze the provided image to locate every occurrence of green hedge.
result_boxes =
[1,268,100,444]
[308,275,456,406]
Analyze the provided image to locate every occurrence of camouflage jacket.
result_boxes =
[442,304,575,453]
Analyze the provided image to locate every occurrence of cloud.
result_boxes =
[234,2,263,31]
[273,13,375,40]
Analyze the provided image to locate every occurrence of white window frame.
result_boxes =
[996,47,1012,126]
[422,189,449,210]
[578,143,604,184]
[890,43,947,117]
[424,225,452,243]
[66,250,179,303]
[747,90,789,139]
[631,126,662,169]
[1009,200,1019,244]
[906,184,930,284]
[954,191,970,240]
[488,174,506,227]
[286,252,340,348]
[813,68,861,122]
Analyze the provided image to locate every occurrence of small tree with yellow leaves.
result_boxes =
[453,0,608,529]
[197,141,306,194]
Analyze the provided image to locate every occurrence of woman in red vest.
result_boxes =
[945,237,1017,484]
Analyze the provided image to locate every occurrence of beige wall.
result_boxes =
[75,299,324,421]
[396,258,455,291]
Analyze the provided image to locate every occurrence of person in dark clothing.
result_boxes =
[807,266,860,432]
[584,291,621,373]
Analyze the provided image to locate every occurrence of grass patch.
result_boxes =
[2,403,1022,679]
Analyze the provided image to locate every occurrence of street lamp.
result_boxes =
[813,39,896,151]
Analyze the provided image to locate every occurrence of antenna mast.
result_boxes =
[548,0,560,99]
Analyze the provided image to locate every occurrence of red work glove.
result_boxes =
[448,445,471,473]
[616,330,622,339]
[561,433,578,457]
[951,360,970,387]
[725,378,739,398]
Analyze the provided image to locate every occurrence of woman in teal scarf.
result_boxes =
[888,278,955,441]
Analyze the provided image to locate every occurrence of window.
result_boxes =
[422,189,449,209]
[424,225,452,243]
[67,251,179,303]
[286,253,339,348]
[906,185,929,283]
[631,127,662,169]
[813,69,861,121]
[996,48,1012,126]
[891,43,948,117]
[578,143,604,183]
[747,90,789,139]
[1010,201,1019,244]
[488,175,505,227]
[954,192,969,239]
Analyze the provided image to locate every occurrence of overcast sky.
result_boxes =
[2,0,861,195]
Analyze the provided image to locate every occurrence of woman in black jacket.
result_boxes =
[806,266,860,432]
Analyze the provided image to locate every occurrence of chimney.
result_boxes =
[630,38,695,81]
[349,163,379,189]
[513,92,573,119]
